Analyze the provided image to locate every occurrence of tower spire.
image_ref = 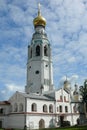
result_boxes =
[38,3,41,16]
[33,3,46,27]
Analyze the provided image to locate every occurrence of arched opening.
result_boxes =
[43,104,47,112]
[44,45,48,56]
[59,105,62,112]
[14,103,18,112]
[0,108,4,114]
[65,106,68,112]
[19,103,23,112]
[49,104,53,113]
[39,119,45,129]
[30,48,32,58]
[31,103,37,112]
[60,116,64,127]
[36,45,40,56]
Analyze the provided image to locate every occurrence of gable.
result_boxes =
[9,91,25,104]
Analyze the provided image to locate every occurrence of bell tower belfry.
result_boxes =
[25,4,54,94]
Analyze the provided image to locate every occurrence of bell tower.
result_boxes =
[25,4,54,94]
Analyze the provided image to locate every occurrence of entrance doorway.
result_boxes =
[60,116,64,127]
[39,119,45,129]
[0,121,2,128]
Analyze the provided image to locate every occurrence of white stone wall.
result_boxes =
[55,89,79,126]
[9,91,25,112]
[27,58,53,93]
[0,104,10,128]
[0,90,80,129]
[27,98,54,113]
[26,114,55,129]
[7,114,25,129]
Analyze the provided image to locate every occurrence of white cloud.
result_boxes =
[6,83,24,92]
[58,74,79,88]
[70,75,79,82]
[8,4,27,26]
[0,83,24,100]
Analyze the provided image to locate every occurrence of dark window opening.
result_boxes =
[31,103,37,112]
[64,96,66,102]
[45,64,48,67]
[36,45,40,56]
[0,108,4,114]
[65,106,68,112]
[59,105,62,112]
[43,105,47,112]
[60,95,63,101]
[35,70,39,74]
[30,49,32,58]
[49,105,53,113]
[44,46,48,56]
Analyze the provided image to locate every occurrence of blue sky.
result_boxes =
[0,0,87,100]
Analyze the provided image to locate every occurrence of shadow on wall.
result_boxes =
[49,119,55,128]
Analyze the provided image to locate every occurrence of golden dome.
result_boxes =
[33,3,46,27]
[64,76,70,90]
[73,95,79,102]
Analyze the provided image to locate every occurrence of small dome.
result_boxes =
[73,95,79,102]
[33,15,46,27]
[64,80,68,85]
[64,80,70,90]
[33,3,46,27]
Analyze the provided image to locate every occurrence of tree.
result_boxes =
[80,80,87,118]
[80,80,87,103]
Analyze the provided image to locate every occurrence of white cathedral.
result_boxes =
[0,4,80,129]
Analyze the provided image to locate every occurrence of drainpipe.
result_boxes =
[24,97,27,129]
[70,87,74,126]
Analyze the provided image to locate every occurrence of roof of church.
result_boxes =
[0,101,10,105]
[19,92,55,101]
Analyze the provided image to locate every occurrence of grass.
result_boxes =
[0,125,87,130]
[40,125,87,130]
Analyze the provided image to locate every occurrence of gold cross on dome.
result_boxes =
[38,3,41,16]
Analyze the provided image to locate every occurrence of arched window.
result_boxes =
[65,106,68,112]
[43,104,47,112]
[30,48,32,58]
[39,119,45,129]
[59,105,62,112]
[14,103,18,112]
[64,96,66,102]
[36,45,40,56]
[49,104,53,113]
[31,103,37,112]
[60,95,63,101]
[19,103,23,112]
[44,45,48,56]
[0,108,4,114]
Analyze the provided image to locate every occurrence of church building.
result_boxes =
[0,4,80,129]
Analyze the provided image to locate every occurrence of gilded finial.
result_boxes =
[33,3,46,27]
[38,3,41,16]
